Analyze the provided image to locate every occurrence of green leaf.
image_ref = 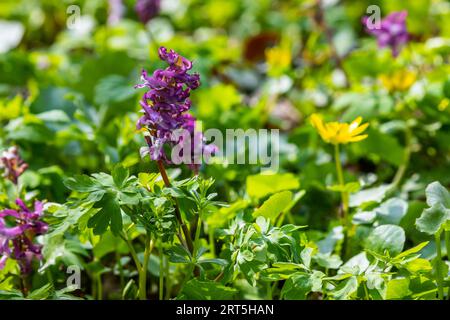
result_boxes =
[112,165,129,189]
[405,258,432,273]
[262,262,308,280]
[93,231,128,259]
[376,198,408,225]
[63,175,101,192]
[36,110,70,123]
[327,182,360,193]
[167,244,192,264]
[339,252,370,275]
[246,173,299,200]
[351,128,403,166]
[0,290,23,300]
[206,200,249,229]
[301,247,313,269]
[252,191,292,222]
[27,284,53,300]
[395,241,429,259]
[425,181,450,208]
[416,204,450,235]
[122,279,139,300]
[88,193,123,236]
[179,279,237,300]
[330,276,358,300]
[365,225,405,256]
[197,258,228,267]
[386,278,411,300]
[40,236,87,272]
[281,272,323,300]
[349,184,390,208]
[314,253,343,269]
[94,75,135,105]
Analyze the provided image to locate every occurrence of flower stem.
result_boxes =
[157,159,194,252]
[334,144,351,258]
[164,258,171,300]
[20,275,29,297]
[334,144,349,226]
[182,213,203,287]
[266,282,273,299]
[192,214,202,263]
[121,231,153,299]
[445,230,450,300]
[116,251,125,291]
[139,236,153,300]
[435,233,444,300]
[159,241,164,300]
[121,231,142,272]
[97,274,103,300]
[145,136,194,253]
[209,229,216,257]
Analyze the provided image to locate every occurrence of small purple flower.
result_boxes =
[135,47,216,170]
[0,199,48,274]
[0,146,28,185]
[363,11,408,57]
[135,0,161,24]
[108,0,125,26]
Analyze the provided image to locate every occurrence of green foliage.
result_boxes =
[1,0,450,301]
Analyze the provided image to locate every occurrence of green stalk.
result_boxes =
[334,144,351,259]
[97,274,103,300]
[116,252,125,291]
[334,144,349,228]
[159,241,164,300]
[182,213,203,287]
[435,233,444,300]
[445,230,450,260]
[145,135,193,252]
[445,230,450,300]
[164,257,171,300]
[209,229,216,257]
[266,282,273,299]
[121,231,142,272]
[139,236,153,300]
[192,214,202,268]
[363,282,370,300]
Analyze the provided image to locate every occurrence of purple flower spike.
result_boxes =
[363,10,409,57]
[0,199,48,274]
[0,146,28,185]
[135,47,217,171]
[135,0,161,24]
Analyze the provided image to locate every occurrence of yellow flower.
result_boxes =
[379,69,417,92]
[265,46,291,76]
[310,114,369,145]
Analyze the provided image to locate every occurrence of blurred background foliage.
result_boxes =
[0,0,449,241]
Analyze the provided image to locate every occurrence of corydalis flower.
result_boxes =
[135,47,216,169]
[135,0,161,24]
[0,199,48,274]
[0,146,28,185]
[363,11,408,57]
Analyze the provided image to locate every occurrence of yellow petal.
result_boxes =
[349,117,362,131]
[350,122,369,136]
[348,134,368,142]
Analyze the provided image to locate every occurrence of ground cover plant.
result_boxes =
[1,0,450,301]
